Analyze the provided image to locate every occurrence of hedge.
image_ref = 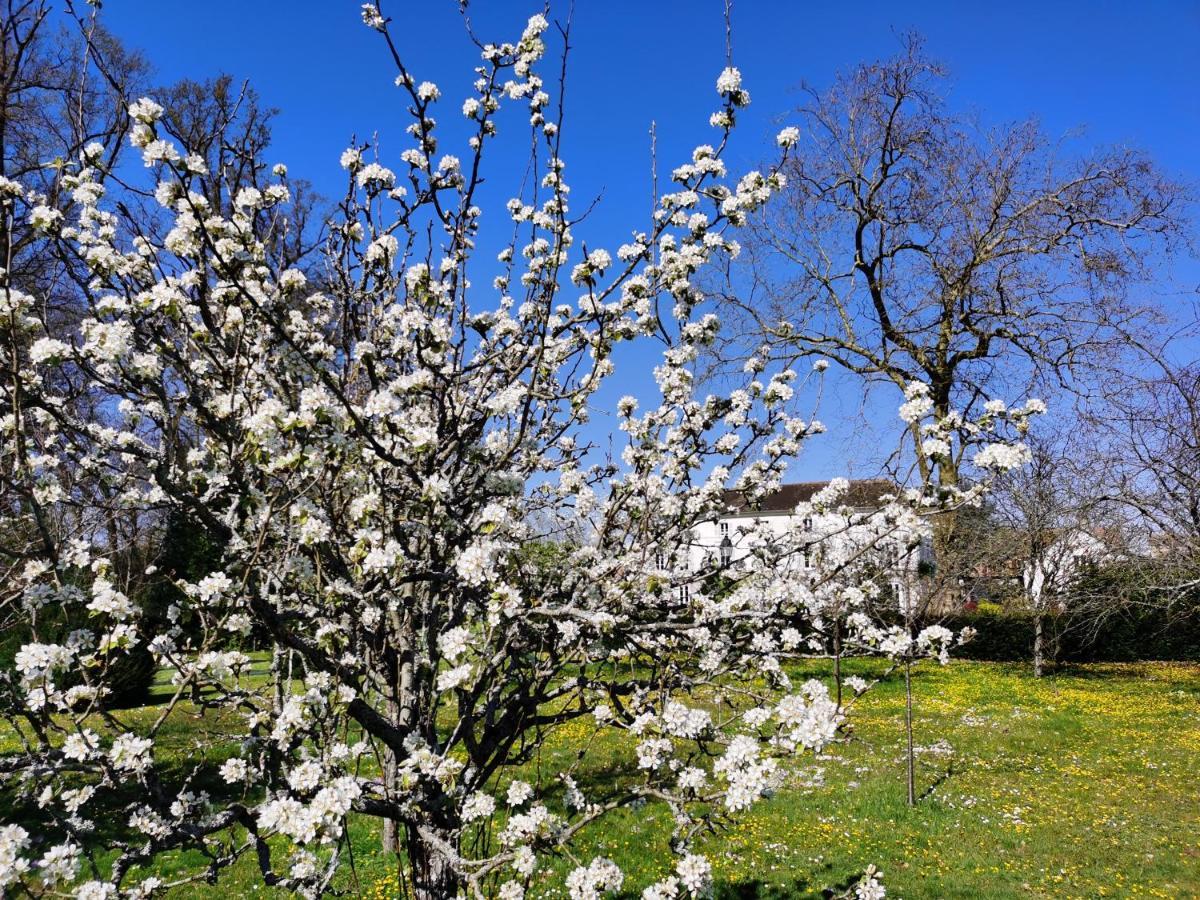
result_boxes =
[936,608,1200,664]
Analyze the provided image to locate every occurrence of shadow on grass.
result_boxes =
[614,870,866,899]
[1050,661,1200,682]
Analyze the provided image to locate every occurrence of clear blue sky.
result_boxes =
[91,1,1199,478]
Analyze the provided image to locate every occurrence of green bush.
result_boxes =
[942,609,1039,662]
[933,605,1200,664]
[0,615,158,711]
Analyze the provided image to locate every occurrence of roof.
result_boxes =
[719,479,898,517]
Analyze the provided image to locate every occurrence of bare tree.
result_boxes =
[155,74,323,269]
[990,432,1115,674]
[1091,362,1200,610]
[724,35,1189,574]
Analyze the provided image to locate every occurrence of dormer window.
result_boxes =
[719,521,730,536]
[803,516,813,532]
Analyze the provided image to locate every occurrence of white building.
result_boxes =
[686,479,931,610]
[1023,529,1112,609]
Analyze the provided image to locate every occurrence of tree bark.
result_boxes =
[930,453,963,615]
[833,616,843,709]
[407,827,461,900]
[904,657,916,806]
[1033,613,1045,678]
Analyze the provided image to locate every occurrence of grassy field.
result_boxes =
[6,660,1199,898]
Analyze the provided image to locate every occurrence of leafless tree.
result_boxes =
[1,0,149,591]
[1089,362,1200,610]
[721,35,1190,573]
[989,432,1115,674]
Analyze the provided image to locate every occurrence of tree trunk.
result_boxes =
[904,657,916,806]
[1033,613,1045,678]
[381,759,399,856]
[833,616,843,709]
[930,452,964,615]
[408,827,461,899]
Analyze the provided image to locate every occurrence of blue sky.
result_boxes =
[91,1,1199,478]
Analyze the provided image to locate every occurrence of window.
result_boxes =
[677,583,691,603]
[803,516,813,532]
[655,552,668,570]
[720,536,733,567]
[802,545,813,569]
[719,521,730,536]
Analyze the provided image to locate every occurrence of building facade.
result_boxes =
[687,479,932,611]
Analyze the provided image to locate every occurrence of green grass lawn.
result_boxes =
[508,659,1200,900]
[7,660,1200,898]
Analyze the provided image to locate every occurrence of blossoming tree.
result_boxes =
[0,5,1036,897]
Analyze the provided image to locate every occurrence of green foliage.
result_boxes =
[0,602,157,711]
[137,506,227,641]
[940,599,1200,665]
[1,509,225,710]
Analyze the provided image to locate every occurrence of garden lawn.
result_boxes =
[6,661,1198,898]
[516,660,1200,900]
